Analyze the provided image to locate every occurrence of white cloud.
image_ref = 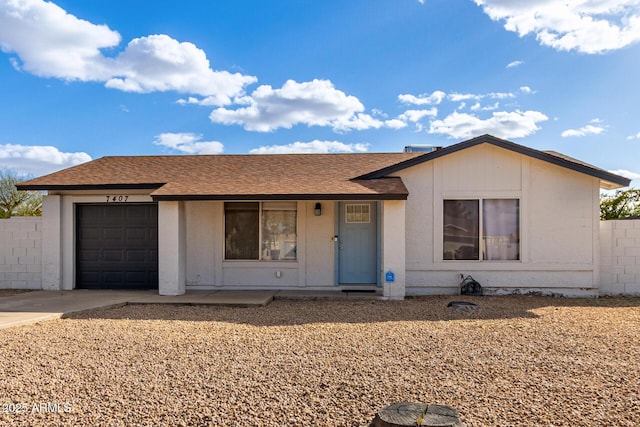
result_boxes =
[0,0,255,102]
[474,0,640,54]
[429,110,548,139]
[398,108,438,122]
[333,113,385,132]
[386,108,438,131]
[487,91,516,100]
[0,143,91,175]
[398,91,446,105]
[0,0,118,80]
[209,79,384,132]
[105,35,256,104]
[449,91,515,102]
[561,124,605,137]
[385,119,408,129]
[371,108,388,118]
[626,131,640,140]
[249,140,370,154]
[507,60,523,68]
[471,101,500,111]
[154,132,224,154]
[399,90,522,110]
[608,169,640,180]
[449,93,479,102]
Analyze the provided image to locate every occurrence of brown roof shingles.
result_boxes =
[18,153,423,200]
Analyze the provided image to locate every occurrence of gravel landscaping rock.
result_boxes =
[0,290,32,297]
[0,296,638,426]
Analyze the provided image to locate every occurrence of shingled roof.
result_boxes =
[18,135,630,200]
[18,152,424,200]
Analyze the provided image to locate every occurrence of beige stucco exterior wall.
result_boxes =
[158,201,186,295]
[381,200,405,299]
[183,200,336,290]
[184,202,218,288]
[41,195,61,290]
[397,143,602,296]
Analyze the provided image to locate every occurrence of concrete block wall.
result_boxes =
[0,217,43,289]
[600,219,640,296]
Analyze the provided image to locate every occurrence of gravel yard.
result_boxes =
[0,296,638,426]
[0,290,32,297]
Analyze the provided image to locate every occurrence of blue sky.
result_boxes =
[0,0,639,187]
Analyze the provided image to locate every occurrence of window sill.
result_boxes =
[222,260,298,268]
[441,260,521,263]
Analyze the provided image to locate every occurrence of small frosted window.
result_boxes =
[346,204,370,223]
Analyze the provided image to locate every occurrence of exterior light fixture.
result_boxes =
[314,203,322,216]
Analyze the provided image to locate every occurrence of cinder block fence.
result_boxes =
[599,219,640,296]
[0,217,42,289]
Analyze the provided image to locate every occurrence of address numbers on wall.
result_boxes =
[105,195,129,203]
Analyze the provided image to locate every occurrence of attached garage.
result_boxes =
[76,203,158,289]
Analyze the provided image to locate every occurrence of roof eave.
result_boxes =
[600,179,630,191]
[15,183,165,191]
[151,193,408,202]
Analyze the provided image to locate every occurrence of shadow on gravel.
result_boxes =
[0,289,34,297]
[62,295,640,327]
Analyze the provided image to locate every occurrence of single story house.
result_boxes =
[18,134,630,298]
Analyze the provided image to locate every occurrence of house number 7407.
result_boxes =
[106,195,129,203]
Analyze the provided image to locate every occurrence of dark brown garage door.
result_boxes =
[76,204,158,289]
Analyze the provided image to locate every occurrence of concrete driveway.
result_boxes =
[0,290,275,329]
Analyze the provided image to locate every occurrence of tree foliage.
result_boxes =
[0,169,43,218]
[600,188,640,220]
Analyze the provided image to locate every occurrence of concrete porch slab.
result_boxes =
[274,290,382,300]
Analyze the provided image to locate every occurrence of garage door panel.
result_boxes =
[126,271,148,284]
[103,249,123,262]
[79,228,100,241]
[126,249,147,262]
[126,227,147,240]
[77,204,158,290]
[103,228,123,240]
[103,272,123,283]
[80,272,100,284]
[79,205,103,220]
[79,250,99,262]
[126,206,151,218]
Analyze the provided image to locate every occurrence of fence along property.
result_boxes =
[0,217,42,289]
[599,219,640,296]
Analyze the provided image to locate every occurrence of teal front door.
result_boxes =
[338,202,377,284]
